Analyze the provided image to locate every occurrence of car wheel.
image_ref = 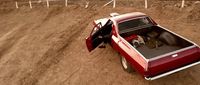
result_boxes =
[120,56,133,73]
[159,32,177,45]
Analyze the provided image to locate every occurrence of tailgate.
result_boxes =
[147,45,200,79]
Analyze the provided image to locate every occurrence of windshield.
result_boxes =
[118,17,153,34]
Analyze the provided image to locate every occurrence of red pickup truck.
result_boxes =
[86,12,200,80]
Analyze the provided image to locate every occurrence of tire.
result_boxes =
[132,40,140,48]
[159,32,177,45]
[120,56,133,73]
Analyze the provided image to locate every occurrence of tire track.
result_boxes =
[0,24,31,59]
[19,10,98,85]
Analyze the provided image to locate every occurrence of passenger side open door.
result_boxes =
[86,23,104,52]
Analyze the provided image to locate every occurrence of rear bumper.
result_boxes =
[145,61,200,80]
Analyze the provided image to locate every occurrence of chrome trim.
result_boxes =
[149,45,196,61]
[196,44,200,48]
[145,61,200,80]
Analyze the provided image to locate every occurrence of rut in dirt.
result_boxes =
[0,24,32,59]
[19,10,98,85]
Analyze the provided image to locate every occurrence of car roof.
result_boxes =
[110,12,147,23]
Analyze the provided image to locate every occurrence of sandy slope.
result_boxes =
[0,4,200,85]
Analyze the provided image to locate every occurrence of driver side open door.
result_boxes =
[86,23,104,52]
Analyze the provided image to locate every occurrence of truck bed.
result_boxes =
[121,25,194,59]
[137,44,181,59]
[120,25,200,78]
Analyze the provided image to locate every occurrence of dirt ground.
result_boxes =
[0,1,200,85]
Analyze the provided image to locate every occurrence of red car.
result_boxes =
[86,12,200,80]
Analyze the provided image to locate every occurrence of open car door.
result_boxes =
[86,23,104,52]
